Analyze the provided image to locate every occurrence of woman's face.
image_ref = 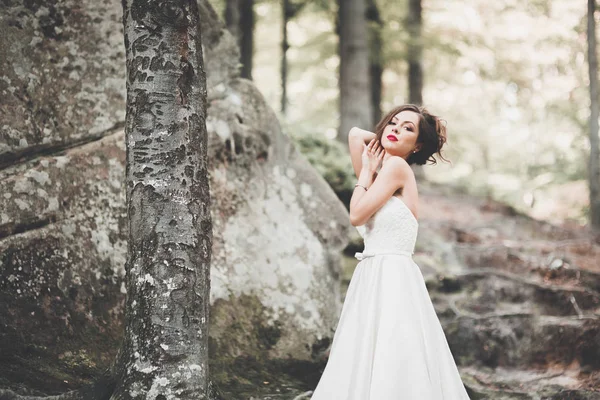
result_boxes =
[380,110,420,158]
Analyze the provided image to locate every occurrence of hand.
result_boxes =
[361,139,384,174]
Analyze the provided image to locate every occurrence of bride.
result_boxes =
[311,105,470,399]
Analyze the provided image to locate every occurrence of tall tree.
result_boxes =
[588,0,600,229]
[225,0,254,79]
[337,0,373,141]
[281,1,307,115]
[406,0,425,178]
[282,0,290,114]
[114,0,213,398]
[367,0,383,124]
[407,0,423,105]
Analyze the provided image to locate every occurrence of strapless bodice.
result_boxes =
[356,196,418,257]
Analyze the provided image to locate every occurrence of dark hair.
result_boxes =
[374,104,448,165]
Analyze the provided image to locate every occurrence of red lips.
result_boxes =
[386,135,398,142]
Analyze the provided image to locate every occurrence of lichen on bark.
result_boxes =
[111,0,212,398]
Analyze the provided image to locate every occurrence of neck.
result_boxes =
[382,151,409,164]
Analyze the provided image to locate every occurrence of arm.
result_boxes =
[349,156,412,226]
[348,127,376,179]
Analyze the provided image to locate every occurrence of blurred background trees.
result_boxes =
[225,0,255,79]
[337,0,373,141]
[218,0,599,228]
[588,0,599,228]
[406,0,423,106]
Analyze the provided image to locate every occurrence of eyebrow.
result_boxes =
[393,117,415,126]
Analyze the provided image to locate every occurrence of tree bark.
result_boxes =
[337,0,373,142]
[281,0,290,114]
[224,0,241,41]
[225,0,254,80]
[367,0,383,124]
[588,0,600,229]
[407,0,425,178]
[407,0,423,106]
[113,0,213,398]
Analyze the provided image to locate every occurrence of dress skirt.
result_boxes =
[311,254,470,400]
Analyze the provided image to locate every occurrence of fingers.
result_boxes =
[367,139,376,152]
[367,140,379,153]
[371,141,382,156]
[366,140,385,164]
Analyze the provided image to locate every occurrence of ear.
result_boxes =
[414,144,423,153]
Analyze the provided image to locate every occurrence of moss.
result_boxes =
[310,337,331,359]
[0,233,125,394]
[209,293,327,397]
[292,134,355,209]
[256,321,282,351]
[0,330,120,395]
[209,294,286,360]
[210,356,325,399]
[58,350,98,372]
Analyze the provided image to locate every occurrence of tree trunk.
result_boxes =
[225,0,254,80]
[588,0,600,229]
[114,0,212,398]
[281,0,290,114]
[337,0,373,141]
[224,0,241,41]
[367,0,383,124]
[407,0,424,178]
[407,0,423,106]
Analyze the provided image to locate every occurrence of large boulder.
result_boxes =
[0,0,350,395]
[0,0,126,168]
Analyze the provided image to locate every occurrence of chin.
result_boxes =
[381,139,395,150]
[383,145,403,157]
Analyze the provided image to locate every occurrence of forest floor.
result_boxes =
[413,183,600,399]
[238,182,600,400]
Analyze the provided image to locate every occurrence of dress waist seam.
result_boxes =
[354,251,413,261]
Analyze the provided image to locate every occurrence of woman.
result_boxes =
[311,105,470,399]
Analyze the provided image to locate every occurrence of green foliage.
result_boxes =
[292,133,355,207]
[229,0,595,219]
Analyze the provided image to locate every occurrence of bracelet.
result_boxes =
[354,184,368,191]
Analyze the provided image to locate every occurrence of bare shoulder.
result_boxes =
[380,156,413,177]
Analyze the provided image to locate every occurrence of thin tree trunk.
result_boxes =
[588,0,600,229]
[114,0,212,398]
[407,0,425,178]
[224,0,241,42]
[281,0,290,114]
[239,0,254,79]
[367,0,383,124]
[337,0,373,142]
[407,0,423,106]
[225,0,254,80]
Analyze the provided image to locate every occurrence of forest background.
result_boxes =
[1,0,600,398]
[215,0,599,227]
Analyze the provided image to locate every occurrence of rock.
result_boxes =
[417,190,600,396]
[0,0,126,168]
[444,314,600,369]
[0,0,350,395]
[0,129,128,395]
[453,228,482,244]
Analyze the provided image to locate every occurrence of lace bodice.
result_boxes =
[356,196,419,256]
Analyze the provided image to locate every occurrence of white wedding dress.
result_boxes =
[311,196,470,400]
